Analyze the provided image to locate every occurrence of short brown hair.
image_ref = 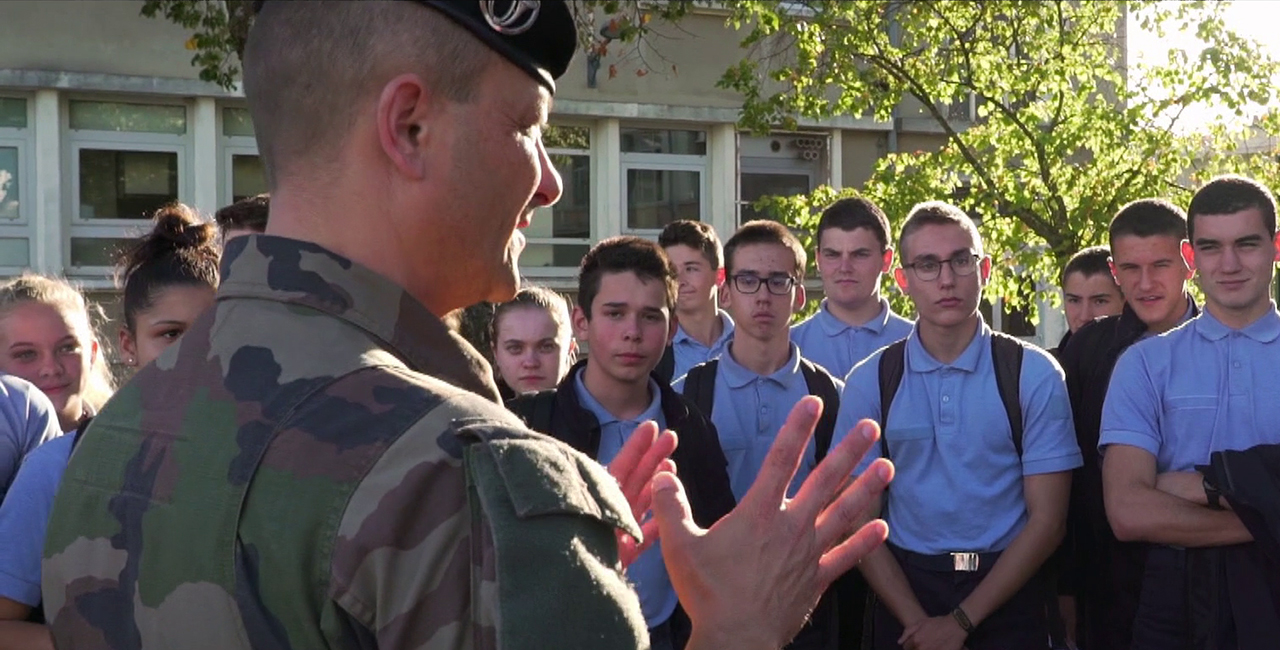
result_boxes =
[577,237,678,319]
[1187,175,1278,242]
[898,201,982,260]
[243,1,495,187]
[724,220,807,278]
[1060,245,1114,287]
[1108,198,1186,245]
[816,197,891,250]
[214,194,269,234]
[658,220,723,269]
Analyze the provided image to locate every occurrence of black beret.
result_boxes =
[252,1,577,94]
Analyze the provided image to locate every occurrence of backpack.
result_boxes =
[508,391,559,437]
[875,331,1026,461]
[682,358,842,462]
[654,345,676,384]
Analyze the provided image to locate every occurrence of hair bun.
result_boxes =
[151,204,216,251]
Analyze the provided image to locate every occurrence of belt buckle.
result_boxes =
[952,552,979,572]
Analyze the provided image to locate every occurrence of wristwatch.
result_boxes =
[951,606,975,634]
[1203,474,1225,511]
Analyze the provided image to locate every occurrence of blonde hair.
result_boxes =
[0,273,115,414]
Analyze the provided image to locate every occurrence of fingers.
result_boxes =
[623,426,678,500]
[817,518,889,585]
[633,518,660,557]
[651,471,702,551]
[631,458,676,524]
[790,418,881,523]
[813,457,894,551]
[740,396,822,513]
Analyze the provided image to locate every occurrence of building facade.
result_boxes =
[0,1,1064,346]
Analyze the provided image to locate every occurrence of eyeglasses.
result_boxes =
[903,254,980,281]
[731,273,797,295]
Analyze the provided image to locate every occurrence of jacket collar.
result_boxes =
[218,235,500,402]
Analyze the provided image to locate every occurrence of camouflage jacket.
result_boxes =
[42,236,647,649]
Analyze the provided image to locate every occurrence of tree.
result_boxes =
[721,0,1280,312]
[146,1,1280,315]
[139,0,694,91]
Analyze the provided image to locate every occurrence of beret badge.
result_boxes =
[481,0,541,35]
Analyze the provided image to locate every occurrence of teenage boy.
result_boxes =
[674,220,844,650]
[656,220,735,382]
[792,197,913,379]
[508,236,736,650]
[1057,199,1199,650]
[836,201,1081,650]
[1101,176,1280,649]
[1052,245,1122,356]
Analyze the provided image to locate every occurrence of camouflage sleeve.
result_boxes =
[328,390,647,650]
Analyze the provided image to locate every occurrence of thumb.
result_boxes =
[650,471,699,545]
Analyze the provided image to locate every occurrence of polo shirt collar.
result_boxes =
[817,298,892,336]
[674,310,735,346]
[720,342,804,389]
[905,317,990,374]
[571,367,663,427]
[1194,304,1280,343]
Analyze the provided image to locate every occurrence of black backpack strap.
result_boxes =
[655,344,676,383]
[875,340,908,462]
[506,391,558,436]
[800,360,841,463]
[990,332,1026,456]
[681,361,719,418]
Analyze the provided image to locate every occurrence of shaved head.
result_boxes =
[243,1,495,187]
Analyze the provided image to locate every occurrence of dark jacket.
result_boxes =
[507,360,737,530]
[1058,298,1198,650]
[1187,443,1280,650]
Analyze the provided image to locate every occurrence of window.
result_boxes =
[221,106,266,204]
[522,124,592,270]
[621,127,707,232]
[0,96,33,270]
[738,133,828,223]
[67,99,190,274]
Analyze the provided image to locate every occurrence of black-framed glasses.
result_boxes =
[731,273,797,295]
[903,254,980,281]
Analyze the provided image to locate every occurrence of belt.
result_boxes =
[891,544,1002,573]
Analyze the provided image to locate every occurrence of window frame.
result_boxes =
[522,120,594,278]
[619,124,710,236]
[63,96,193,277]
[0,94,35,274]
[219,104,262,207]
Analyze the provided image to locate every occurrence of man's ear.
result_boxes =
[376,73,434,180]
[572,305,591,340]
[881,247,894,273]
[978,256,993,285]
[1181,240,1197,274]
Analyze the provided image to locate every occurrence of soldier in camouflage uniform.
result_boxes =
[41,2,896,649]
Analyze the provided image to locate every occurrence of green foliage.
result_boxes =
[719,0,1280,312]
[140,0,255,90]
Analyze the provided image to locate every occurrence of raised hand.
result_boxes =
[652,395,894,650]
[605,420,678,567]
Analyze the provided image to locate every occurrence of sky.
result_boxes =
[1127,0,1280,133]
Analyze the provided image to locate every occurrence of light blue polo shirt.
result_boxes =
[0,374,64,502]
[837,320,1081,554]
[572,370,677,630]
[0,433,73,606]
[791,298,914,379]
[674,343,837,501]
[671,311,735,382]
[1100,306,1280,472]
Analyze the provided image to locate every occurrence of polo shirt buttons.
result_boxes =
[942,395,950,403]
